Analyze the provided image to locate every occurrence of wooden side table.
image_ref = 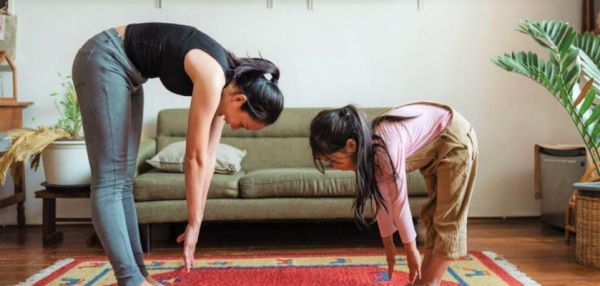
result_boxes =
[34,184,91,245]
[0,149,25,227]
[0,100,33,227]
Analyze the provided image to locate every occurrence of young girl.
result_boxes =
[309,102,478,285]
[73,23,283,286]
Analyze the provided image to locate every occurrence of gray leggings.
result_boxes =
[72,28,149,286]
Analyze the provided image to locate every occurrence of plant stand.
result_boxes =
[34,183,92,245]
[34,183,149,250]
[565,164,599,243]
[574,182,600,269]
[565,190,577,244]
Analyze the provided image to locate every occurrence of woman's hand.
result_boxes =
[176,223,201,272]
[381,235,396,279]
[404,242,422,285]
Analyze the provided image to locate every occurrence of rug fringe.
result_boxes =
[13,258,74,286]
[481,251,540,286]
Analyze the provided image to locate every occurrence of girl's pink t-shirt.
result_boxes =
[373,104,452,243]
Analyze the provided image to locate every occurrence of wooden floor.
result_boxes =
[1,218,599,285]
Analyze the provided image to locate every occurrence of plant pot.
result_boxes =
[41,139,90,186]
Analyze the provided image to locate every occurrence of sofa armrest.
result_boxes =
[136,138,157,176]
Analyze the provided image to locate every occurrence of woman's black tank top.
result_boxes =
[124,23,229,96]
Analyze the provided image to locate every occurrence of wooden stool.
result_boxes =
[34,183,91,245]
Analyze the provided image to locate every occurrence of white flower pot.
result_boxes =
[42,140,91,186]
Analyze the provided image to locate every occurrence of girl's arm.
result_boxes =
[374,125,417,244]
[375,124,420,281]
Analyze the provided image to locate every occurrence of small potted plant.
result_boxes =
[0,73,90,186]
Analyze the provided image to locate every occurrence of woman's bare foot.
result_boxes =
[138,281,153,286]
[146,277,164,286]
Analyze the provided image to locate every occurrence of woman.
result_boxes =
[72,23,283,286]
[309,102,477,286]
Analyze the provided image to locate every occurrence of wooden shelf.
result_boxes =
[0,51,28,228]
[0,101,33,134]
[0,101,33,108]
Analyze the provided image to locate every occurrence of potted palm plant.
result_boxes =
[0,73,90,186]
[494,20,600,182]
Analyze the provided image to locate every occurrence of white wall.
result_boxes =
[0,0,583,225]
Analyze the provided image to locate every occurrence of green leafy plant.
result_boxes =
[494,20,600,177]
[51,73,82,138]
[0,74,82,184]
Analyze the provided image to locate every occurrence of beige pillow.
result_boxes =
[146,141,247,174]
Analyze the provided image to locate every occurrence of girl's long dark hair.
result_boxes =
[309,105,416,227]
[226,52,284,125]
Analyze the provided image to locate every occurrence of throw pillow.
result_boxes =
[146,141,246,174]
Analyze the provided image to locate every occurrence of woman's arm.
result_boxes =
[183,49,226,226]
[196,115,225,223]
[177,49,226,271]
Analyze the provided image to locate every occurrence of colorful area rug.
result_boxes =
[19,251,539,286]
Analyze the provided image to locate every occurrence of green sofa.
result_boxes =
[134,108,428,251]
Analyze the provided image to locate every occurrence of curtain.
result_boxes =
[583,0,600,33]
[583,0,594,32]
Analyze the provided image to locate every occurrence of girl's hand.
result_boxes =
[405,242,421,284]
[381,235,396,279]
[176,223,201,272]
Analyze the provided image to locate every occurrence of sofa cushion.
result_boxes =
[239,168,428,199]
[135,196,431,223]
[134,170,244,201]
[239,168,355,198]
[407,171,427,196]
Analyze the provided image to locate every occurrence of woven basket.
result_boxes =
[576,194,600,268]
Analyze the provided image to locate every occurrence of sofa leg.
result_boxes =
[414,218,426,245]
[139,224,152,253]
[168,223,177,241]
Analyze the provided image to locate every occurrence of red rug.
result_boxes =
[20,251,539,286]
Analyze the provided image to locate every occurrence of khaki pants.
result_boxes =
[393,102,479,259]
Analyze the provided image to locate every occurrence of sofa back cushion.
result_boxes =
[157,108,388,172]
